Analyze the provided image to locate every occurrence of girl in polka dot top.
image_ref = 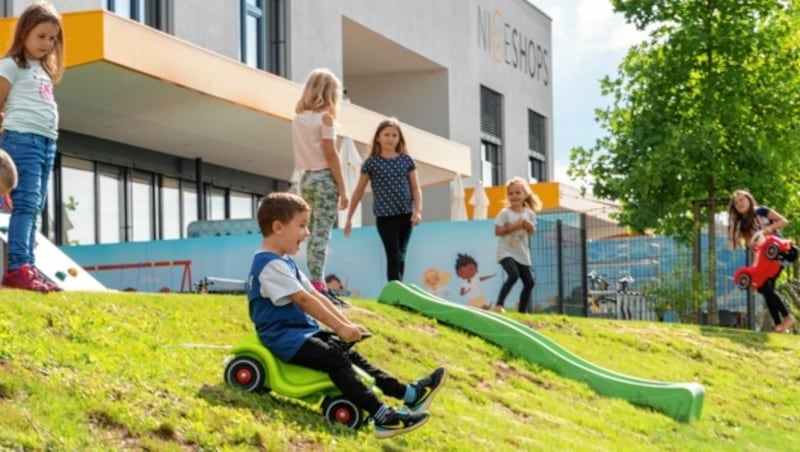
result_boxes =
[344,118,422,282]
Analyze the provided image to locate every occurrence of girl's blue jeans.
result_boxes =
[1,130,56,271]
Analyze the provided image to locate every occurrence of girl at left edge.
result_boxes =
[0,3,64,292]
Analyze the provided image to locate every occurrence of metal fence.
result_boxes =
[530,210,782,329]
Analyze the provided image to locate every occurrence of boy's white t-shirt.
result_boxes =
[495,206,537,266]
[0,57,59,139]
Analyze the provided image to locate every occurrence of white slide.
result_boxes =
[0,213,108,291]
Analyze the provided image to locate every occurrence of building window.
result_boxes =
[107,0,168,30]
[529,152,545,183]
[131,171,156,242]
[160,177,181,240]
[480,85,503,186]
[182,184,198,237]
[241,0,287,76]
[528,109,547,182]
[61,157,97,245]
[230,190,256,219]
[97,165,124,244]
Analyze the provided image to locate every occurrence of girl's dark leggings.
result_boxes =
[496,257,535,313]
[376,213,413,282]
[758,271,791,326]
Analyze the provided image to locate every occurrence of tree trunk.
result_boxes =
[706,203,717,326]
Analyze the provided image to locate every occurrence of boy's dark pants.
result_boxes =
[376,213,413,281]
[289,331,406,414]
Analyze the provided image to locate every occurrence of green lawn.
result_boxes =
[0,290,797,450]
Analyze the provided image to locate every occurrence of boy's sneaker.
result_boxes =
[2,264,51,293]
[374,408,430,439]
[406,367,447,413]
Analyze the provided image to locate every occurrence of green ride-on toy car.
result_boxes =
[224,333,380,429]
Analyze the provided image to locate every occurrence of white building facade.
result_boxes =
[0,0,552,243]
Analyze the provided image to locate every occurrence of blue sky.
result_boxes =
[529,0,647,185]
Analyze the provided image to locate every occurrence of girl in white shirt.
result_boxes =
[291,68,349,294]
[493,177,541,313]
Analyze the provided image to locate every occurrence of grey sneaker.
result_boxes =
[374,408,430,439]
[406,367,447,413]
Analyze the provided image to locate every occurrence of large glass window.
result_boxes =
[98,166,124,244]
[61,157,96,245]
[207,186,227,220]
[131,172,155,241]
[182,185,198,235]
[241,0,287,76]
[230,191,255,219]
[161,177,181,240]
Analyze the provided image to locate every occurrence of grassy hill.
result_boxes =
[0,290,798,451]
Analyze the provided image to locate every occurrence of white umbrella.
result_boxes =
[469,180,490,220]
[450,175,468,221]
[338,136,363,228]
[288,167,304,195]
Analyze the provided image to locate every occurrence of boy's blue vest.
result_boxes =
[247,252,319,361]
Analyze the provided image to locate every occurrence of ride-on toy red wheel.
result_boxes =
[322,396,364,428]
[735,273,751,290]
[224,356,266,392]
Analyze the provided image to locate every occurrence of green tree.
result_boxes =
[568,0,800,324]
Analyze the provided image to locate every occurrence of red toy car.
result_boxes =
[733,233,794,291]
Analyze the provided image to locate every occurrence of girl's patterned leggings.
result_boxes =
[301,169,339,282]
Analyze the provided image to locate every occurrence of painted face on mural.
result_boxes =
[456,262,477,280]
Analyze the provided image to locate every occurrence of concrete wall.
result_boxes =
[347,70,449,137]
[172,0,240,60]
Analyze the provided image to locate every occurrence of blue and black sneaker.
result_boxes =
[406,367,447,413]
[374,408,430,439]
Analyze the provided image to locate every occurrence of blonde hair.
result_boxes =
[5,3,65,83]
[0,149,17,194]
[506,176,541,211]
[370,118,407,157]
[295,68,341,118]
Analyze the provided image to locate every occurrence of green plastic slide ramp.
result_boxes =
[378,281,704,422]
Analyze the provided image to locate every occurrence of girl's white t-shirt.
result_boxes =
[291,110,337,171]
[0,57,59,139]
[495,206,537,266]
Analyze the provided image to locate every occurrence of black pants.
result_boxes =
[376,213,413,282]
[758,268,791,326]
[288,331,406,414]
[496,257,535,313]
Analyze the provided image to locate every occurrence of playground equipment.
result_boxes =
[224,333,378,429]
[378,281,704,422]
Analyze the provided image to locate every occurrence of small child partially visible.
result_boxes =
[247,192,446,438]
[0,148,18,200]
